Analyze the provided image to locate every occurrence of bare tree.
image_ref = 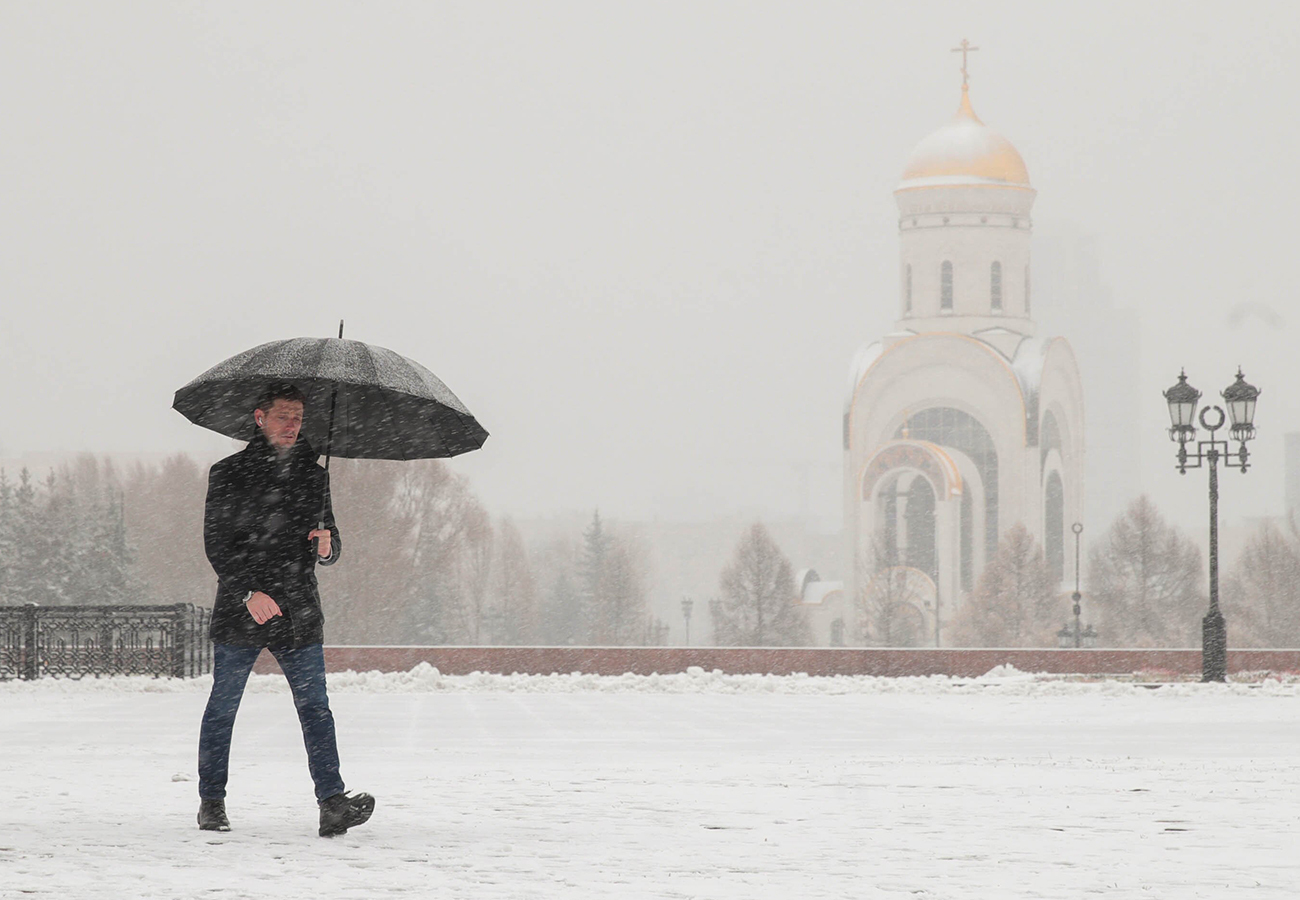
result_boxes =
[856,532,933,647]
[950,523,1059,647]
[1223,520,1300,647]
[325,458,486,644]
[123,454,210,605]
[711,522,811,646]
[460,504,494,643]
[1087,495,1203,648]
[598,536,647,645]
[491,518,538,644]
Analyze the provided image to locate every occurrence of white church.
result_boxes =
[802,57,1085,647]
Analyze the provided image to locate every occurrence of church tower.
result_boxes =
[839,45,1085,647]
[896,80,1036,349]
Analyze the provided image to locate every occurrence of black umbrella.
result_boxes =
[173,325,487,460]
[173,323,488,525]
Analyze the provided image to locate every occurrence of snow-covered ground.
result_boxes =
[3,666,1298,899]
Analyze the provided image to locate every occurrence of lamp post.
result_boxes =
[1057,521,1099,649]
[1062,522,1085,647]
[1163,368,1260,683]
[681,596,694,647]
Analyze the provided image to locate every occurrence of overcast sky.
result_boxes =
[1,1,1297,533]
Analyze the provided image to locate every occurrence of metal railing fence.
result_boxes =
[0,604,212,680]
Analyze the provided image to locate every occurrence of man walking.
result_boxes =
[197,383,374,837]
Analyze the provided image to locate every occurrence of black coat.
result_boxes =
[204,433,341,648]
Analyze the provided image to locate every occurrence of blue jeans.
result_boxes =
[198,643,345,803]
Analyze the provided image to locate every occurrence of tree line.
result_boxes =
[3,453,1297,648]
[0,454,673,646]
[858,494,1300,649]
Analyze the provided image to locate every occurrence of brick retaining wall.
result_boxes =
[250,646,1300,678]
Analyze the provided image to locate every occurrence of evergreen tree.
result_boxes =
[540,556,582,646]
[711,522,810,646]
[5,470,39,605]
[28,471,78,605]
[0,470,15,602]
[578,511,611,643]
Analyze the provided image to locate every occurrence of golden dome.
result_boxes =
[898,87,1030,190]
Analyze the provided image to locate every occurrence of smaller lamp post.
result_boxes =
[1057,522,1092,648]
[1163,368,1260,682]
[681,596,694,647]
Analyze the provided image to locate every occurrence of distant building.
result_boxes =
[1285,433,1300,524]
[835,71,1085,647]
[1033,223,1140,533]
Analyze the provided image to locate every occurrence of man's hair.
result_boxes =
[258,383,306,411]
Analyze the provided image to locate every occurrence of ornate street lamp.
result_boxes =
[1223,368,1261,443]
[1163,369,1260,682]
[681,596,694,647]
[1163,370,1201,441]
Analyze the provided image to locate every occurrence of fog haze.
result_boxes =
[1,2,1296,536]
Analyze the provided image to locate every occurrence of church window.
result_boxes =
[895,408,999,571]
[991,262,1003,312]
[1040,410,1062,470]
[905,265,913,314]
[1045,471,1065,584]
[1025,265,1031,315]
[903,476,937,581]
[940,261,953,312]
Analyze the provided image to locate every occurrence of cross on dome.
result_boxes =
[951,38,979,88]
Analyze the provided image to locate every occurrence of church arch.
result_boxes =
[846,333,1033,454]
[940,261,953,312]
[895,408,998,565]
[859,441,961,504]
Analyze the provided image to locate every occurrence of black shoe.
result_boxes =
[318,791,375,837]
[197,799,230,832]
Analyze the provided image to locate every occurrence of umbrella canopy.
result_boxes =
[172,337,488,459]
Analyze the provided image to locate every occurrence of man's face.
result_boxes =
[256,399,304,452]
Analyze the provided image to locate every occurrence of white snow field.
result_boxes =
[2,666,1299,899]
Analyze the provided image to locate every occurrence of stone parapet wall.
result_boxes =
[251,646,1300,678]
